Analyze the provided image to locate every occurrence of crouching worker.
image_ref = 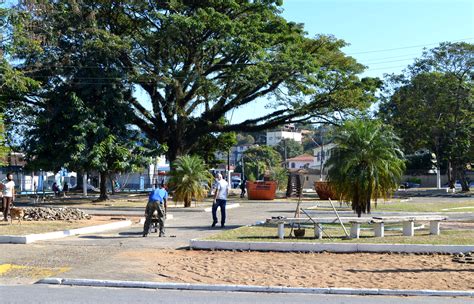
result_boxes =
[143,184,168,237]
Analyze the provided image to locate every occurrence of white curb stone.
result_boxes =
[0,220,132,244]
[204,203,240,212]
[37,278,474,297]
[189,239,474,254]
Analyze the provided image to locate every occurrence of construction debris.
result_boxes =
[21,207,91,221]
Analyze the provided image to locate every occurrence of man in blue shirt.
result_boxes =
[143,183,168,237]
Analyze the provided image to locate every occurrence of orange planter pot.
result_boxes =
[314,181,338,200]
[246,181,277,200]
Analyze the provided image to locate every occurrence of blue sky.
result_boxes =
[282,0,473,77]
[230,0,474,123]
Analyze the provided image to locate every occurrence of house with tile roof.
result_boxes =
[286,154,315,170]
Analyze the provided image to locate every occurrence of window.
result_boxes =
[291,162,295,168]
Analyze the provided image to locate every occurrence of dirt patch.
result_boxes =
[117,249,474,290]
[0,216,133,235]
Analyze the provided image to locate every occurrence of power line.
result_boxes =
[347,38,474,55]
[363,57,416,65]
[367,65,407,71]
[358,52,421,62]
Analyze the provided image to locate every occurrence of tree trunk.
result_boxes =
[458,165,470,192]
[447,160,455,189]
[76,171,83,191]
[98,171,108,201]
[109,176,115,195]
[184,198,191,208]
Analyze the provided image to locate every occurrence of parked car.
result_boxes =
[231,178,241,189]
[400,181,420,189]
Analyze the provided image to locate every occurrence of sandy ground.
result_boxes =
[118,249,474,290]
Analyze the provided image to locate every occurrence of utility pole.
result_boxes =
[320,130,324,181]
[227,149,231,188]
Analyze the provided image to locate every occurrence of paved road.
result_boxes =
[0,200,317,283]
[0,285,471,304]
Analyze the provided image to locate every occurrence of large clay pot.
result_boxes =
[314,181,337,200]
[246,181,277,200]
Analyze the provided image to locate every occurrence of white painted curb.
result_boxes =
[138,214,174,224]
[204,203,240,212]
[37,278,474,297]
[0,220,132,244]
[189,239,474,254]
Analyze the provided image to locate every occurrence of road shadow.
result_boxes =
[77,231,143,239]
[166,208,205,213]
[166,225,242,231]
[78,235,131,239]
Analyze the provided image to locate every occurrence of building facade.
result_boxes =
[266,125,303,146]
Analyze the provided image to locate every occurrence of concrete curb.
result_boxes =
[0,220,132,244]
[189,239,474,254]
[37,278,474,297]
[204,203,240,212]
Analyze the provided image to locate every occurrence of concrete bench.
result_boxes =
[369,216,447,238]
[267,215,447,239]
[266,217,371,239]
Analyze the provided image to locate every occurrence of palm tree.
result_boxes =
[326,119,405,217]
[169,155,212,208]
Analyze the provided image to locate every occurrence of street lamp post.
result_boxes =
[311,136,324,181]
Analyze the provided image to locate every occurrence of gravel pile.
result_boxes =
[22,207,91,221]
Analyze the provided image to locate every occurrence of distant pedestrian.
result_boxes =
[52,182,60,197]
[2,173,15,221]
[240,178,247,198]
[212,173,228,228]
[143,183,168,237]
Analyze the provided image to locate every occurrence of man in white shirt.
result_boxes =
[2,173,15,222]
[212,173,228,228]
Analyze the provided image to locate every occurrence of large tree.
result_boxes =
[21,85,158,200]
[8,0,379,162]
[380,42,473,190]
[1,5,39,165]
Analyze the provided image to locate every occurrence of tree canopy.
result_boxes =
[326,119,405,217]
[379,42,473,190]
[274,138,303,160]
[7,0,380,162]
[241,145,282,181]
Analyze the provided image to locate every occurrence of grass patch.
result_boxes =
[310,199,474,213]
[374,201,474,213]
[0,264,70,279]
[206,225,474,245]
[0,217,114,235]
